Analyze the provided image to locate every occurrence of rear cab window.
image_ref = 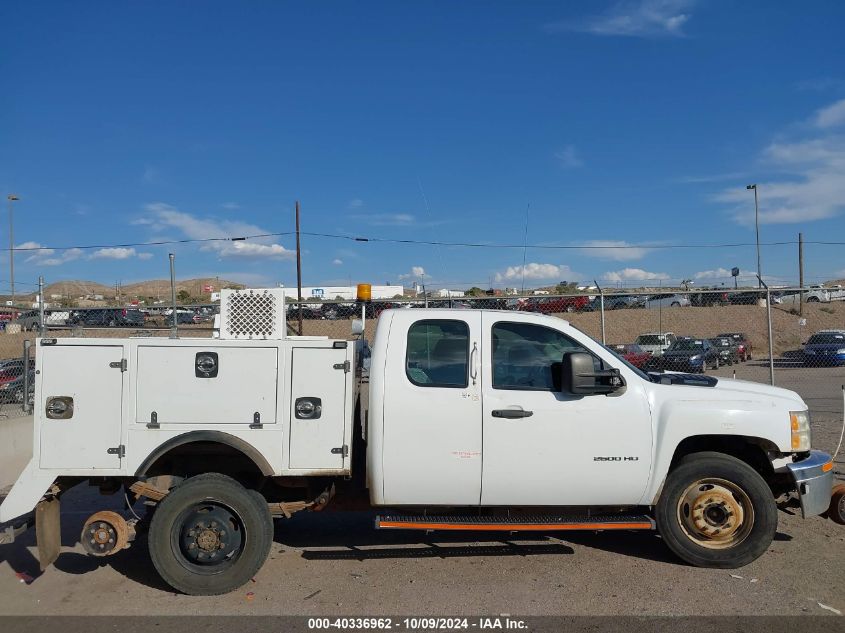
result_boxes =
[406,319,469,388]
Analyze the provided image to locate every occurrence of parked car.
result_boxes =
[0,360,35,404]
[0,368,35,404]
[659,338,721,372]
[689,288,729,307]
[608,343,653,369]
[717,332,753,362]
[727,290,773,305]
[516,295,593,314]
[778,288,831,307]
[605,295,646,310]
[634,332,677,357]
[802,330,845,366]
[644,294,690,309]
[13,310,42,331]
[709,337,740,365]
[69,308,146,328]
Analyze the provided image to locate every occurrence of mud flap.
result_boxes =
[35,497,61,571]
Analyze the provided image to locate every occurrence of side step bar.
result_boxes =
[375,514,655,532]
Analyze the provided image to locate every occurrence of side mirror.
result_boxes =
[560,352,624,395]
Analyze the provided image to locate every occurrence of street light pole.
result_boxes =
[747,184,761,288]
[6,194,19,305]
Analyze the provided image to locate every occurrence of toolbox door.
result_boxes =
[288,347,349,470]
[39,344,124,469]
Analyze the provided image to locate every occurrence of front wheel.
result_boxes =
[148,473,273,595]
[655,452,777,568]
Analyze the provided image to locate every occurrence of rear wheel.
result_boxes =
[671,301,681,307]
[148,473,273,595]
[656,452,777,568]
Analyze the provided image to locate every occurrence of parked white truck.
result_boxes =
[0,287,835,595]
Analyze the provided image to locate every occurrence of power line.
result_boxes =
[4,230,845,254]
[5,232,294,253]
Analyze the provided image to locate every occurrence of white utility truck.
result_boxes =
[0,287,835,595]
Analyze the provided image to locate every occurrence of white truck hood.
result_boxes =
[652,372,807,410]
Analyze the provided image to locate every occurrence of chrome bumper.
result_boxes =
[786,450,834,518]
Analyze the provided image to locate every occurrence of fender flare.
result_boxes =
[134,431,274,477]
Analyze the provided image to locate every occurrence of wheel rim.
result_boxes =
[171,500,246,575]
[676,478,755,549]
[838,494,845,520]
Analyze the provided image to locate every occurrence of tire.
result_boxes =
[829,484,845,525]
[148,473,273,595]
[807,297,820,303]
[655,452,777,568]
[671,302,681,307]
[713,356,720,370]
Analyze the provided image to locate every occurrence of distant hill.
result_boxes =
[121,278,243,299]
[31,278,244,302]
[41,280,115,299]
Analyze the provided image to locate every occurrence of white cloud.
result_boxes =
[398,266,427,280]
[332,258,343,265]
[350,213,415,226]
[21,241,155,266]
[348,199,364,209]
[546,0,695,38]
[554,145,583,169]
[716,100,845,225]
[19,242,83,266]
[603,268,669,282]
[221,202,241,210]
[142,165,160,184]
[91,247,137,260]
[141,203,294,260]
[693,268,756,280]
[579,240,652,261]
[494,263,581,283]
[814,98,845,128]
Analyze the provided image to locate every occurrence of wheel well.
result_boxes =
[670,435,778,482]
[136,432,273,486]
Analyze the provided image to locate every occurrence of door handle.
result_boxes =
[492,408,533,419]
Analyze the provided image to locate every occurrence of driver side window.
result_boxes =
[492,322,590,391]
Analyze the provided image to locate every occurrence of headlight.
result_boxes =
[790,410,811,451]
[837,349,845,354]
[689,355,701,361]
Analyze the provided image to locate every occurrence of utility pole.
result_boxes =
[295,200,303,335]
[798,232,804,316]
[747,184,762,288]
[7,194,19,306]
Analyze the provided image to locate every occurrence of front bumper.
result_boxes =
[787,450,834,517]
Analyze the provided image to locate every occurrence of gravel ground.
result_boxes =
[0,362,843,617]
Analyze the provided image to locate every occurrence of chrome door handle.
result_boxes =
[492,409,533,419]
[470,342,478,385]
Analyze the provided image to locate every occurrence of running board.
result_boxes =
[375,514,655,532]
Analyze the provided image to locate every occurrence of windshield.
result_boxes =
[635,335,664,345]
[808,333,845,345]
[670,340,705,351]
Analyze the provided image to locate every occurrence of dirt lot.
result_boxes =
[0,361,843,617]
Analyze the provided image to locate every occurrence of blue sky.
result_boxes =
[2,0,845,292]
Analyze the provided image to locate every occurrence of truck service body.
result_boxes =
[0,287,835,595]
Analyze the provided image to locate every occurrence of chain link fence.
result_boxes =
[0,287,842,425]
